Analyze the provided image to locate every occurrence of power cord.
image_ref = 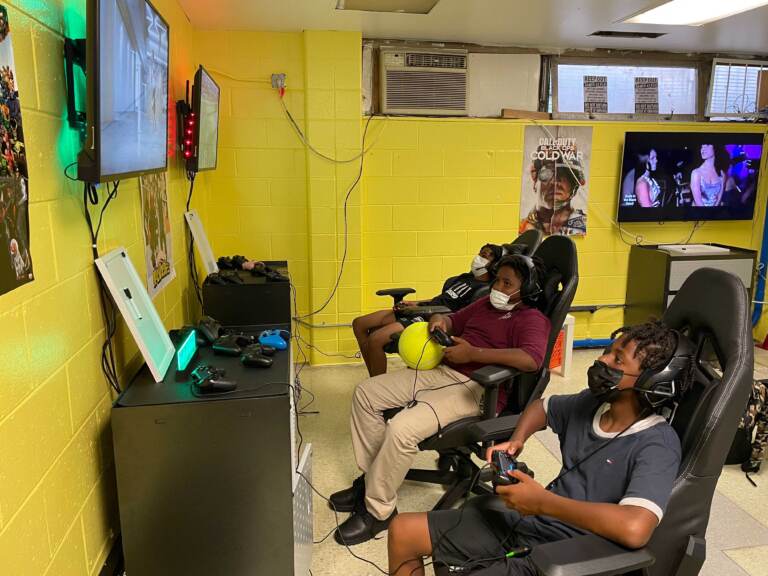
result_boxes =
[184,172,203,308]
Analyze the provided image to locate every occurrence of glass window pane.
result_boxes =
[557,64,697,114]
[709,63,763,115]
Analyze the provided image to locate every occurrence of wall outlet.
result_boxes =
[271,73,287,89]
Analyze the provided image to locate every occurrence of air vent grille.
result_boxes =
[406,52,466,69]
[385,70,467,110]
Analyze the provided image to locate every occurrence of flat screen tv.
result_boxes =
[77,0,170,182]
[188,66,220,172]
[618,132,764,222]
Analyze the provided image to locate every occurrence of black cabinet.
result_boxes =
[202,260,291,326]
[112,325,311,576]
[625,243,756,326]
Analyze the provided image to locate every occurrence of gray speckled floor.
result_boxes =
[297,349,768,576]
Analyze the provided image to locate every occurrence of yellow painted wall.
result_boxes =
[0,0,198,574]
[198,30,767,363]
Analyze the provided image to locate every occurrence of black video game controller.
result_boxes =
[197,315,222,344]
[431,327,455,347]
[190,364,237,393]
[240,344,274,368]
[219,270,244,284]
[491,451,534,488]
[212,333,257,356]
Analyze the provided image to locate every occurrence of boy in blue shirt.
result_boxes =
[387,321,691,576]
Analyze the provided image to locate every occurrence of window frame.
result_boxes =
[705,57,768,120]
[550,56,701,121]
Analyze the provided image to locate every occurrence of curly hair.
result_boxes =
[611,320,678,372]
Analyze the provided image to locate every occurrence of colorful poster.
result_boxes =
[0,5,32,296]
[139,172,174,297]
[519,125,592,237]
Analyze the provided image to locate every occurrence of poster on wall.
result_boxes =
[139,172,175,297]
[635,77,659,114]
[519,125,592,237]
[583,75,608,114]
[0,5,32,297]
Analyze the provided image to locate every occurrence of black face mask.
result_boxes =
[587,360,627,402]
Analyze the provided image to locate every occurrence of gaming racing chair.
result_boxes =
[374,229,543,308]
[386,235,578,510]
[436,268,753,576]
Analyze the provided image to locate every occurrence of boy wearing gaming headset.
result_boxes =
[330,255,550,546]
[388,321,693,576]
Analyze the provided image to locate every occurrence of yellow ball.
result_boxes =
[398,321,444,370]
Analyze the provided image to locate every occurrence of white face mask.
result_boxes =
[471,255,490,278]
[490,288,520,311]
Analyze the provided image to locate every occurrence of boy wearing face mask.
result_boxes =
[387,321,688,576]
[352,243,503,377]
[331,256,550,546]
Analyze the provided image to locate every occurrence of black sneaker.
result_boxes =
[333,506,398,546]
[328,475,365,513]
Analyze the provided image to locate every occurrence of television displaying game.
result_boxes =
[77,0,169,182]
[189,66,220,172]
[618,132,764,223]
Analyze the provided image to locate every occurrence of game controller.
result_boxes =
[491,451,534,488]
[212,333,257,356]
[197,315,222,344]
[431,327,455,347]
[190,364,237,393]
[259,329,290,350]
[240,344,274,368]
[250,261,289,282]
[219,270,244,284]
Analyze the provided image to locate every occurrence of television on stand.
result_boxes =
[617,132,764,223]
[77,0,170,182]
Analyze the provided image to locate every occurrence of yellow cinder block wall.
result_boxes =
[0,0,198,574]
[202,30,768,363]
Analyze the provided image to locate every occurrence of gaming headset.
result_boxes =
[497,254,542,306]
[606,330,695,410]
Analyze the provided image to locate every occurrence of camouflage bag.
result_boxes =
[726,379,768,473]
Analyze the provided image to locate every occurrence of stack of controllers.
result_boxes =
[491,450,534,489]
[196,316,289,369]
[207,255,289,284]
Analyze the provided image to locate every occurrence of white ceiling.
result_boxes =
[177,0,768,55]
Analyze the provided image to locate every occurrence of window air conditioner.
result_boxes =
[379,48,468,116]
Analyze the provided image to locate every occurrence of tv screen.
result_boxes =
[618,132,764,223]
[190,66,220,172]
[78,0,169,182]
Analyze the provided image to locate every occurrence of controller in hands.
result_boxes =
[431,327,455,347]
[491,450,534,488]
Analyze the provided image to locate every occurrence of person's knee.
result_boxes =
[388,513,430,552]
[352,315,369,338]
[387,415,422,450]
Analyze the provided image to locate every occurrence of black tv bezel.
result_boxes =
[188,65,220,173]
[77,0,170,183]
[617,131,764,223]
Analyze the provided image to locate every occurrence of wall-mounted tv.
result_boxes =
[618,132,764,223]
[77,0,170,182]
[188,66,220,172]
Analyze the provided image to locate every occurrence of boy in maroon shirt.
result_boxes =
[330,256,551,546]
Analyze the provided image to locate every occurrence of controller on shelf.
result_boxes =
[190,364,237,394]
[240,344,274,368]
[258,329,290,351]
[491,450,534,488]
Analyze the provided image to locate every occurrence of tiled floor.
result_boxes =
[298,348,768,576]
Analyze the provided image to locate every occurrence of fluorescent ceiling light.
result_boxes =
[625,0,768,26]
[336,0,440,14]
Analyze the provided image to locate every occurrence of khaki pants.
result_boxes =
[350,365,483,520]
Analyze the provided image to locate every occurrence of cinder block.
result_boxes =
[309,179,336,208]
[310,234,337,261]
[590,150,621,177]
[363,206,392,231]
[392,257,444,283]
[7,10,36,109]
[335,90,361,119]
[307,90,335,120]
[363,232,418,258]
[0,486,49,576]
[220,118,268,149]
[418,122,467,151]
[371,120,418,149]
[417,231,467,256]
[418,178,468,204]
[270,178,307,206]
[311,288,337,314]
[364,150,393,177]
[444,150,493,177]
[334,59,362,90]
[32,28,66,116]
[364,177,418,205]
[468,178,517,204]
[338,287,362,313]
[336,120,362,150]
[271,234,308,260]
[340,234,361,260]
[305,58,335,90]
[66,338,109,434]
[0,307,31,422]
[443,205,493,230]
[363,258,393,283]
[393,150,443,177]
[80,474,118,574]
[340,260,362,287]
[312,261,338,289]
[494,150,522,177]
[466,123,523,150]
[467,231,513,251]
[310,207,336,234]
[491,205,519,230]
[43,518,88,576]
[392,208,444,232]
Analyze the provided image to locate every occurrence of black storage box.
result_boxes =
[202,260,290,326]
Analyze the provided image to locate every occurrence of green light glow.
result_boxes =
[176,330,197,372]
